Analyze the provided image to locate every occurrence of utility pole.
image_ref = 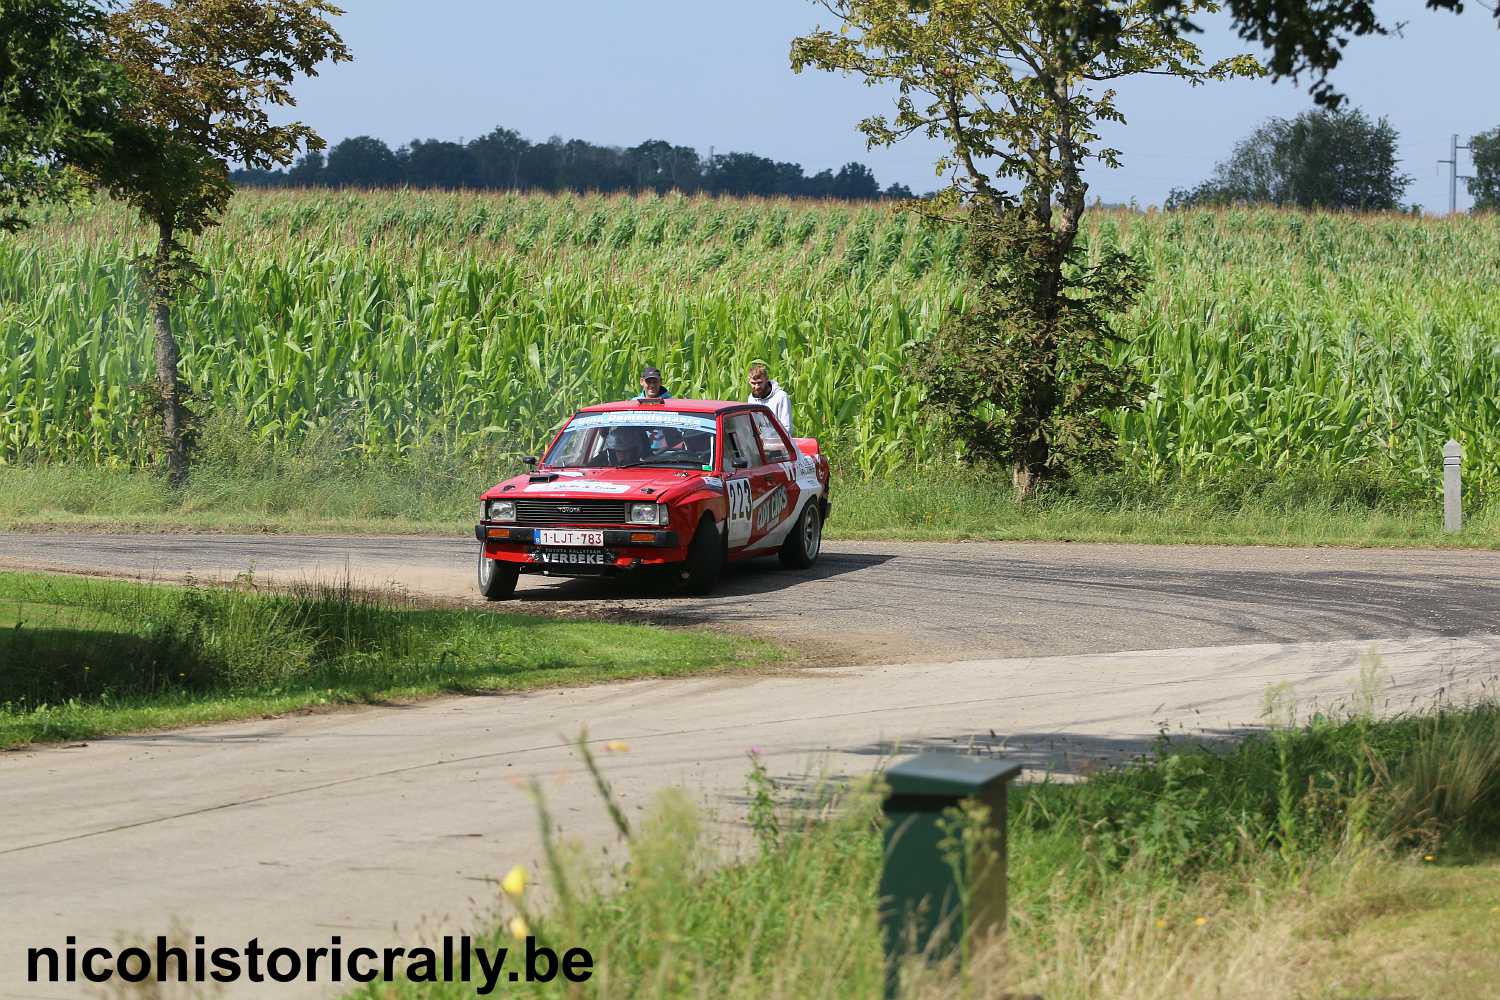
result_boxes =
[1438,133,1473,215]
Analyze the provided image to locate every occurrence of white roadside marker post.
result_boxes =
[1444,439,1463,534]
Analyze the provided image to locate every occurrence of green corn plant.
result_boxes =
[2,192,1499,493]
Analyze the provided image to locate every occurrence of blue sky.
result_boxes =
[280,1,1498,212]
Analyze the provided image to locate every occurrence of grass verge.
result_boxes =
[0,570,778,749]
[3,458,1496,547]
[371,690,1500,998]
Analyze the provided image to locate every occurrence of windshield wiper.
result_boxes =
[613,456,708,469]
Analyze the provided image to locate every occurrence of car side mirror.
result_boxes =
[732,457,749,470]
[522,455,538,468]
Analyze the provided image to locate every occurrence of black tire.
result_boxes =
[678,516,724,596]
[477,548,520,600]
[779,499,822,570]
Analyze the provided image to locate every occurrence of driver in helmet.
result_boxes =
[603,426,650,466]
[681,429,712,458]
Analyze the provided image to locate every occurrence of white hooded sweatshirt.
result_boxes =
[749,380,793,437]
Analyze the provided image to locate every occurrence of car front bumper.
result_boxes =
[474,523,680,547]
[474,523,685,574]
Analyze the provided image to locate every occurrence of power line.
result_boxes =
[1438,133,1473,216]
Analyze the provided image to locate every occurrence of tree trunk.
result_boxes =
[1011,450,1045,499]
[1011,217,1065,502]
[152,222,189,487]
[1011,382,1054,500]
[1009,84,1086,503]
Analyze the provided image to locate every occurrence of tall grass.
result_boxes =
[0,570,770,747]
[3,191,1498,495]
[395,689,1500,998]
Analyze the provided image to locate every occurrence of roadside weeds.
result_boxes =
[0,569,782,750]
[376,679,1500,999]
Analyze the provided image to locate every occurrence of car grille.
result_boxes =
[513,499,631,526]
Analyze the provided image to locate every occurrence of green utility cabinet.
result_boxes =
[879,753,1022,990]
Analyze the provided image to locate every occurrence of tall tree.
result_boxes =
[324,135,400,187]
[832,161,879,199]
[792,0,1258,496]
[0,0,120,230]
[403,138,475,189]
[285,147,325,185]
[707,151,781,197]
[84,0,350,485]
[471,126,529,190]
[1167,107,1411,211]
[1469,127,1500,214]
[518,137,562,191]
[625,139,702,194]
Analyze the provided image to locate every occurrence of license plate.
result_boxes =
[533,548,613,566]
[535,529,604,547]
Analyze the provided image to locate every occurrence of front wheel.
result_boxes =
[678,516,724,595]
[477,548,520,600]
[779,499,822,570]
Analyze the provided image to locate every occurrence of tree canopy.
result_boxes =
[234,127,914,200]
[791,0,1259,219]
[0,0,121,230]
[1167,107,1412,211]
[89,0,350,242]
[1469,128,1500,213]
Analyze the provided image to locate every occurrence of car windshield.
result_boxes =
[543,411,717,470]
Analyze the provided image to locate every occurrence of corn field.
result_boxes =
[1,189,1497,493]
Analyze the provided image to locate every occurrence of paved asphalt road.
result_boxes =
[1,533,1498,661]
[3,533,1500,998]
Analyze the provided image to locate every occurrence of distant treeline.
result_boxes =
[232,126,919,201]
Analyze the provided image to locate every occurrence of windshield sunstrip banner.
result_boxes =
[567,412,717,432]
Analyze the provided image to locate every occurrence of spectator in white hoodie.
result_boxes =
[747,359,793,437]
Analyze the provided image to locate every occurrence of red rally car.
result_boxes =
[473,398,831,599]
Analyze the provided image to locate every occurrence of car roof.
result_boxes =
[578,399,754,416]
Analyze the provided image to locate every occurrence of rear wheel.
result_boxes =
[678,516,724,595]
[778,500,822,570]
[477,548,520,600]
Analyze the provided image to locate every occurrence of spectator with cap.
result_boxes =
[634,364,673,452]
[747,359,792,436]
[636,365,673,400]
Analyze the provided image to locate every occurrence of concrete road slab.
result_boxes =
[3,632,1497,998]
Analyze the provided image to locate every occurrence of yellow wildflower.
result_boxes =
[508,916,530,941]
[501,865,526,897]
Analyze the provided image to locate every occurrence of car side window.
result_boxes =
[725,414,762,469]
[751,411,791,464]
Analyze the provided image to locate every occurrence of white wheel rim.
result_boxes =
[478,550,492,585]
[805,506,821,557]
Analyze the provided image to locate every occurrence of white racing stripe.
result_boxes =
[523,481,631,494]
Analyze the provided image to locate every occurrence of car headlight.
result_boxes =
[486,500,516,522]
[629,502,666,526]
